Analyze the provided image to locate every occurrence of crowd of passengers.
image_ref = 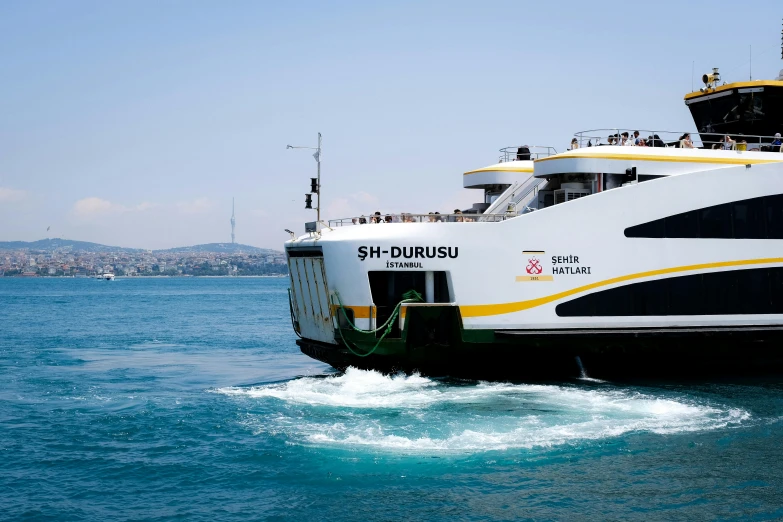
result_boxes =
[352,210,473,224]
[568,131,783,151]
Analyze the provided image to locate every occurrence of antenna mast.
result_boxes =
[231,197,236,244]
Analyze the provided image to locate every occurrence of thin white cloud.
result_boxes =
[73,197,115,216]
[0,187,26,202]
[177,197,213,214]
[72,197,156,217]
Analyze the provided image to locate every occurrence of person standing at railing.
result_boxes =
[680,133,694,149]
[633,131,642,146]
[570,138,579,150]
[773,133,782,149]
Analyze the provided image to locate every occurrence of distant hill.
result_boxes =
[0,238,141,253]
[0,239,282,255]
[156,243,281,255]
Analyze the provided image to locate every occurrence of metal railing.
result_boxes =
[483,176,544,216]
[498,145,558,163]
[328,213,519,227]
[573,129,783,151]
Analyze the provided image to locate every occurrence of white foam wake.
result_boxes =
[216,368,751,453]
[217,367,441,408]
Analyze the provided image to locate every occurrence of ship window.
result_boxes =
[771,268,783,312]
[625,194,783,239]
[766,194,783,239]
[667,274,704,315]
[664,210,699,238]
[555,267,783,317]
[732,198,766,239]
[699,203,731,238]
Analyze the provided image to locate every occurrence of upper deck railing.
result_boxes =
[328,212,519,227]
[573,129,783,151]
[498,145,558,163]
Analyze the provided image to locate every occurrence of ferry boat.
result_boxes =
[96,273,115,281]
[285,67,783,379]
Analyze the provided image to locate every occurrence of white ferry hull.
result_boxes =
[287,159,783,378]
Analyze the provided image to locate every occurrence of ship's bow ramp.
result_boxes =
[288,248,336,344]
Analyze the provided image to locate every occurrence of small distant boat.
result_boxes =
[96,273,115,281]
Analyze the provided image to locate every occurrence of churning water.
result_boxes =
[1,278,782,521]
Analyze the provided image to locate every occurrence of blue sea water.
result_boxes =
[1,278,783,521]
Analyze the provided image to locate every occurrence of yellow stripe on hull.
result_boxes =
[460,257,783,318]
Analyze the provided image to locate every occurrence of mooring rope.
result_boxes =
[332,290,422,357]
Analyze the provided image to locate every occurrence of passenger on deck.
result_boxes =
[680,133,694,149]
[607,135,618,145]
[384,215,393,223]
[620,132,633,146]
[633,131,642,145]
[637,138,647,147]
[428,212,437,223]
[454,209,463,222]
[570,138,579,150]
[772,133,782,148]
[372,211,383,223]
[722,135,736,150]
[359,216,367,224]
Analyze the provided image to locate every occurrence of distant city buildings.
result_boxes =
[0,246,287,277]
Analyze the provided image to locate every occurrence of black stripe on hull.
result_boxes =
[297,325,783,381]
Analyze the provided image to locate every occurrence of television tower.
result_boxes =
[230,197,236,244]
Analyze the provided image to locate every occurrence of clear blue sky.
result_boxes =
[1,1,781,249]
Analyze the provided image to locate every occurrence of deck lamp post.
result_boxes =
[287,133,322,227]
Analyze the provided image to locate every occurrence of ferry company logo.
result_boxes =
[516,251,592,281]
[526,257,543,275]
[517,251,553,282]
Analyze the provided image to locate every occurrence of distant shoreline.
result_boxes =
[1,274,289,279]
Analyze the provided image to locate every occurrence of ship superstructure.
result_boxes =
[285,69,783,379]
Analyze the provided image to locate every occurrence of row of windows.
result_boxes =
[625,194,783,239]
[555,267,783,317]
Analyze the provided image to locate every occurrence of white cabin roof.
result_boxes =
[534,146,783,178]
[463,160,534,189]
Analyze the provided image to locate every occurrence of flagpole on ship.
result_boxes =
[287,132,323,231]
[316,132,321,225]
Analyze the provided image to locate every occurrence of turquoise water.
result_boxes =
[1,278,782,521]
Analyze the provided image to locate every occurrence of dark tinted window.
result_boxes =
[766,194,783,239]
[628,218,665,239]
[664,210,699,238]
[699,203,731,239]
[667,274,704,315]
[771,268,783,312]
[732,198,766,239]
[735,269,771,314]
[625,194,783,239]
[555,267,783,317]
